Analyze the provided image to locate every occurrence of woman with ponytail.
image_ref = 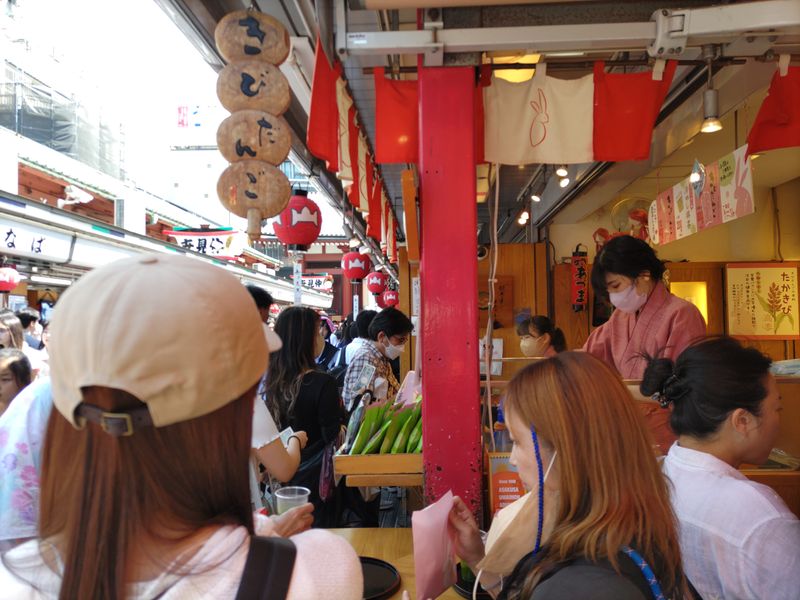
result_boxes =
[641,337,799,600]
[449,352,692,599]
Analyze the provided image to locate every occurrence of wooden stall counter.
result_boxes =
[334,453,423,487]
[328,528,462,600]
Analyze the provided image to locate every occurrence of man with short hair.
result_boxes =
[245,285,274,324]
[15,308,40,349]
[342,307,413,412]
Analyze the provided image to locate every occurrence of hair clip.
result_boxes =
[651,392,672,409]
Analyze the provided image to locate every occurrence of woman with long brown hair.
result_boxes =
[450,352,692,599]
[0,254,362,599]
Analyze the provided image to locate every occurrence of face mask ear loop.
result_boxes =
[531,425,545,555]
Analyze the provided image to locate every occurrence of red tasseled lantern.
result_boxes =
[272,189,322,251]
[366,271,387,296]
[382,289,399,307]
[0,267,22,293]
[342,251,371,282]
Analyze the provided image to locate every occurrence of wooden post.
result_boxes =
[418,67,481,513]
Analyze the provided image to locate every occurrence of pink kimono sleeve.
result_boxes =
[662,302,707,362]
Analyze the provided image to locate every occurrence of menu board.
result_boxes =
[726,263,799,339]
[649,145,754,245]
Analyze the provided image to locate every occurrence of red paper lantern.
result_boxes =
[0,267,22,293]
[272,189,322,251]
[366,271,387,296]
[341,252,371,282]
[382,289,399,307]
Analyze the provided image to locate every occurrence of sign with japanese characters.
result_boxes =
[0,218,73,262]
[726,263,799,339]
[164,228,246,260]
[649,144,754,245]
[298,274,333,291]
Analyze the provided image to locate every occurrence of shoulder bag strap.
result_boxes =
[235,536,297,600]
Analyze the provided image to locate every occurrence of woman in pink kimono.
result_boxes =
[583,235,706,453]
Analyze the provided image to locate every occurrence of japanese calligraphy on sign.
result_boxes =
[164,229,245,260]
[297,274,333,291]
[0,218,72,262]
[726,263,799,339]
[649,144,754,245]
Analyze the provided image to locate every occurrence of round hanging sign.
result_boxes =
[214,10,291,65]
[217,160,291,239]
[366,271,387,296]
[216,61,291,116]
[382,289,399,308]
[341,252,371,282]
[217,110,291,166]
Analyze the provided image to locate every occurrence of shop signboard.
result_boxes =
[164,228,245,260]
[488,452,525,516]
[0,217,73,263]
[649,145,753,245]
[726,263,799,339]
[298,274,333,291]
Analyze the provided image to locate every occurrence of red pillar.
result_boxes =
[419,67,481,513]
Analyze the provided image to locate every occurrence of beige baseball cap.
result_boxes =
[49,253,273,432]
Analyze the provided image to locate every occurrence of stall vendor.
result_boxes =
[516,316,566,358]
[583,235,706,452]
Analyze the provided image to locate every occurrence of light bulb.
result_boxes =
[517,216,528,225]
[555,165,568,177]
[520,210,530,220]
[701,117,722,133]
[689,171,701,184]
[531,194,541,202]
[559,177,570,188]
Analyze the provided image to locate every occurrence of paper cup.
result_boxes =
[275,486,310,514]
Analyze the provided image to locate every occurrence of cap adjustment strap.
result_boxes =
[75,403,154,437]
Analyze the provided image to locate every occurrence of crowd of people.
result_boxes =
[0,235,796,598]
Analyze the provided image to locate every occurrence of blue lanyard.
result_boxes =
[621,546,667,600]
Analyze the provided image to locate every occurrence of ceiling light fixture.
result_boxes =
[559,177,570,188]
[520,210,529,221]
[555,165,568,177]
[531,194,541,202]
[700,45,723,134]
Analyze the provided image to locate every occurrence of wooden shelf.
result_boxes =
[334,453,423,488]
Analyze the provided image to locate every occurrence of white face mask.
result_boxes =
[383,341,405,360]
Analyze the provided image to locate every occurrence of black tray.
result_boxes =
[361,556,401,600]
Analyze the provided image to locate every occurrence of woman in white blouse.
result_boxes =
[641,337,800,600]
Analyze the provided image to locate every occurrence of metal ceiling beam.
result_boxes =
[337,0,800,62]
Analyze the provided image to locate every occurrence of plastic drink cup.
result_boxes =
[275,486,310,514]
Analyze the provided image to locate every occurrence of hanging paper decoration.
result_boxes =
[341,251,371,282]
[373,67,419,164]
[648,145,753,245]
[382,289,399,308]
[272,189,323,251]
[214,9,293,241]
[570,244,588,312]
[0,267,23,293]
[366,271,388,296]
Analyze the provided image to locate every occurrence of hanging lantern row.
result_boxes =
[366,270,388,296]
[381,289,399,308]
[342,251,371,282]
[272,189,323,252]
[214,10,293,241]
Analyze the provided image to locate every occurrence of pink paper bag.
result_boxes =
[411,490,457,600]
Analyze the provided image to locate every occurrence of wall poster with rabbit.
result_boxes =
[648,144,754,245]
